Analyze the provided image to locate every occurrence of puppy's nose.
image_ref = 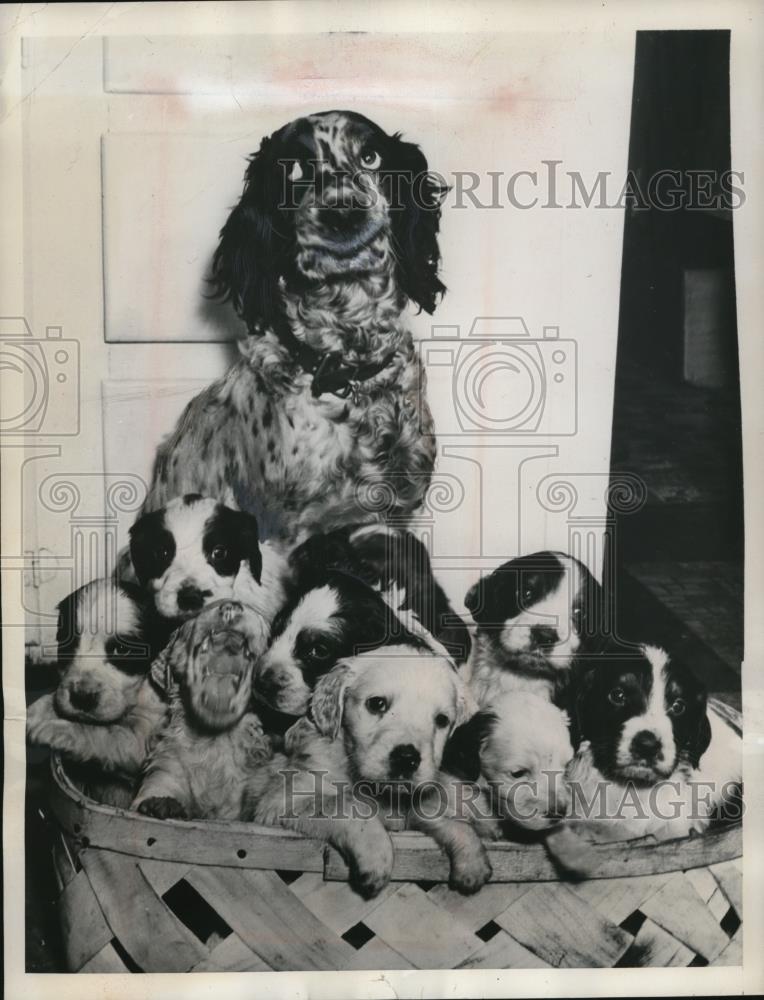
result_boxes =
[530,625,558,648]
[218,600,244,623]
[69,685,99,712]
[177,584,205,612]
[255,669,281,699]
[388,744,421,780]
[631,729,662,761]
[317,206,367,233]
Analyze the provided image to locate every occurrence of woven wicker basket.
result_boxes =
[45,714,743,975]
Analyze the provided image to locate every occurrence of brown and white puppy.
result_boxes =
[143,111,446,544]
[566,643,742,841]
[132,599,272,821]
[26,578,169,800]
[465,551,602,707]
[247,646,490,898]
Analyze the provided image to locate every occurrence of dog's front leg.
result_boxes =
[409,778,492,894]
[254,769,394,899]
[132,737,192,820]
[27,695,155,776]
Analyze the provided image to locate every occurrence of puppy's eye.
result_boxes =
[434,713,450,729]
[112,643,132,658]
[522,587,533,604]
[668,697,686,717]
[307,641,332,662]
[572,607,583,631]
[211,544,228,564]
[365,696,388,715]
[608,687,626,707]
[157,544,172,562]
[361,149,382,170]
[510,767,529,779]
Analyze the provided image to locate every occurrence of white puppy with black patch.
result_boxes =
[464,551,602,706]
[26,578,170,802]
[127,494,287,625]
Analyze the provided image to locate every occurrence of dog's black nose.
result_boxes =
[388,744,421,779]
[530,625,558,648]
[69,686,99,712]
[317,206,368,233]
[256,670,281,699]
[177,584,205,612]
[631,730,662,761]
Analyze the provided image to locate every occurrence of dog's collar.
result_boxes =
[267,323,397,401]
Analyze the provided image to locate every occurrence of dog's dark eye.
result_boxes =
[112,643,131,658]
[434,713,450,729]
[668,697,686,717]
[360,148,381,170]
[510,766,530,779]
[307,641,332,662]
[572,607,583,631]
[608,687,626,707]
[366,696,388,715]
[157,544,172,562]
[522,587,533,604]
[211,545,228,564]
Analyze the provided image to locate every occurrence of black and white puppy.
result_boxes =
[566,643,741,841]
[289,524,471,662]
[465,551,601,706]
[128,494,287,625]
[253,567,445,718]
[26,578,170,800]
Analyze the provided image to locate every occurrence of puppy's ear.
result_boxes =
[441,712,496,782]
[232,510,263,585]
[464,572,505,627]
[209,130,295,334]
[310,661,353,740]
[383,134,447,315]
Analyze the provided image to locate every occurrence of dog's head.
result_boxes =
[465,551,601,673]
[573,643,712,784]
[443,692,574,831]
[253,571,431,716]
[54,578,164,723]
[309,645,477,785]
[210,110,448,332]
[129,495,262,621]
[152,599,269,732]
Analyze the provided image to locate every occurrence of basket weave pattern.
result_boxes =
[48,757,742,972]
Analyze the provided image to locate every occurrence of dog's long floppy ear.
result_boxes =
[441,711,496,782]
[209,127,295,335]
[382,134,448,315]
[464,570,507,628]
[229,509,263,585]
[309,661,354,740]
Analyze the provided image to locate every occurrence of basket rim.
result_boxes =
[47,747,742,884]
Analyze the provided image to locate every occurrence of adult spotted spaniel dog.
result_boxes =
[144,110,446,543]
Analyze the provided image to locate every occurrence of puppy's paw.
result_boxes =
[449,846,493,895]
[136,796,188,821]
[27,717,76,753]
[26,695,60,742]
[349,835,394,899]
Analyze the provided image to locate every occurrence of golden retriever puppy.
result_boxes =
[132,599,272,821]
[26,579,170,803]
[246,645,490,898]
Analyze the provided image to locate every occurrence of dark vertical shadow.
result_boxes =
[607,31,744,703]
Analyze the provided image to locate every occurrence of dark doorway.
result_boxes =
[609,30,744,707]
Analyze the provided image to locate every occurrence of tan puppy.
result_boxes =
[26,579,169,800]
[132,599,272,821]
[247,645,490,898]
